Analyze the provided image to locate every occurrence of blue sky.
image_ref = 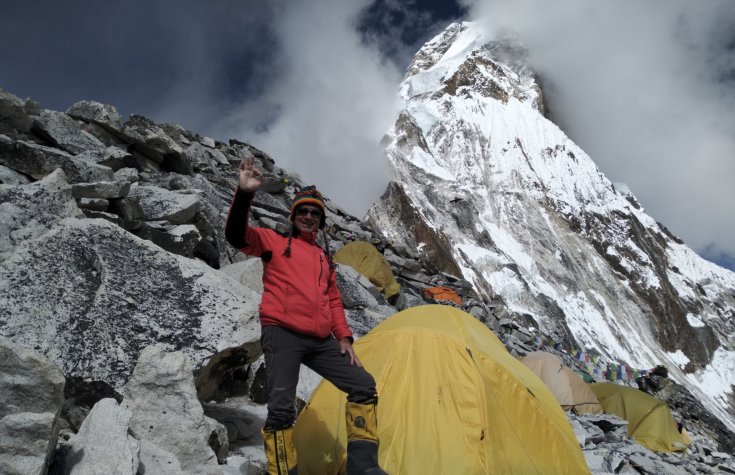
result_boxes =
[1,0,733,270]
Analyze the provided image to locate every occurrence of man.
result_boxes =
[225,157,387,475]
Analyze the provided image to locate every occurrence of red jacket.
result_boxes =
[225,190,352,340]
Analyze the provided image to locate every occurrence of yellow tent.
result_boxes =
[333,241,400,299]
[293,305,590,474]
[521,351,602,415]
[589,383,690,452]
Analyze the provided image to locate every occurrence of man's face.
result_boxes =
[294,205,322,234]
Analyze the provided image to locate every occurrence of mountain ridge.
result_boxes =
[368,20,735,430]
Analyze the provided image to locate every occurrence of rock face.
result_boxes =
[123,346,221,475]
[0,216,260,388]
[0,87,423,397]
[0,87,432,473]
[0,169,84,261]
[0,338,65,475]
[63,398,139,475]
[367,21,735,429]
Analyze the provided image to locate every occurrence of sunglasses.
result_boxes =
[295,207,323,218]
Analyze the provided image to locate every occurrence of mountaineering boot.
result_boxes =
[261,426,298,475]
[345,401,388,475]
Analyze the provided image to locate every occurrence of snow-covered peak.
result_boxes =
[370,20,735,430]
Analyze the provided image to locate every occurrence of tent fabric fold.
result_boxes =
[293,305,590,474]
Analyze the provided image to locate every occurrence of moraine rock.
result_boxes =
[335,263,386,308]
[75,146,135,171]
[71,180,131,200]
[219,259,265,294]
[0,217,260,389]
[113,167,140,184]
[0,87,35,134]
[122,346,221,475]
[0,169,84,261]
[121,114,183,165]
[63,398,139,475]
[135,221,203,259]
[0,137,113,183]
[66,100,125,134]
[0,163,31,185]
[77,197,109,211]
[183,142,229,174]
[33,110,106,155]
[128,184,202,225]
[0,338,65,475]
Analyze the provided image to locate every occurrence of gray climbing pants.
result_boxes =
[260,325,377,429]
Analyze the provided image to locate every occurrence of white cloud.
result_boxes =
[220,0,403,217]
[462,0,735,258]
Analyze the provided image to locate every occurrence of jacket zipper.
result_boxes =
[319,254,324,288]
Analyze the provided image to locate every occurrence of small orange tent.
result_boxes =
[421,286,462,305]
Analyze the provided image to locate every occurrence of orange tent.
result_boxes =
[421,286,462,305]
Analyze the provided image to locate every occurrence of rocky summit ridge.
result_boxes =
[1,20,735,475]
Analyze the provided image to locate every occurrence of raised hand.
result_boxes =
[238,157,263,192]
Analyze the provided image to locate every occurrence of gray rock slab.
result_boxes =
[392,292,424,311]
[128,184,202,224]
[122,115,183,163]
[0,218,260,389]
[34,110,106,155]
[123,346,220,475]
[219,259,265,294]
[570,418,587,446]
[0,88,34,134]
[78,197,109,211]
[583,450,610,473]
[221,454,264,475]
[67,100,124,133]
[336,263,385,308]
[0,169,83,262]
[183,142,228,173]
[75,146,135,171]
[0,164,31,185]
[64,398,139,475]
[71,180,131,199]
[0,338,65,475]
[136,222,202,258]
[205,416,229,463]
[0,138,113,183]
[114,167,140,183]
[137,440,184,475]
[108,195,144,229]
[202,399,266,443]
[0,412,61,475]
[346,306,395,337]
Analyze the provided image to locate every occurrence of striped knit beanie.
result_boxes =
[290,185,326,229]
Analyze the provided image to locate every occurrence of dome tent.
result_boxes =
[590,382,690,452]
[521,351,602,415]
[333,241,400,300]
[293,305,590,474]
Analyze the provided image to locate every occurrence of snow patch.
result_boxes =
[667,350,690,367]
[686,313,705,328]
